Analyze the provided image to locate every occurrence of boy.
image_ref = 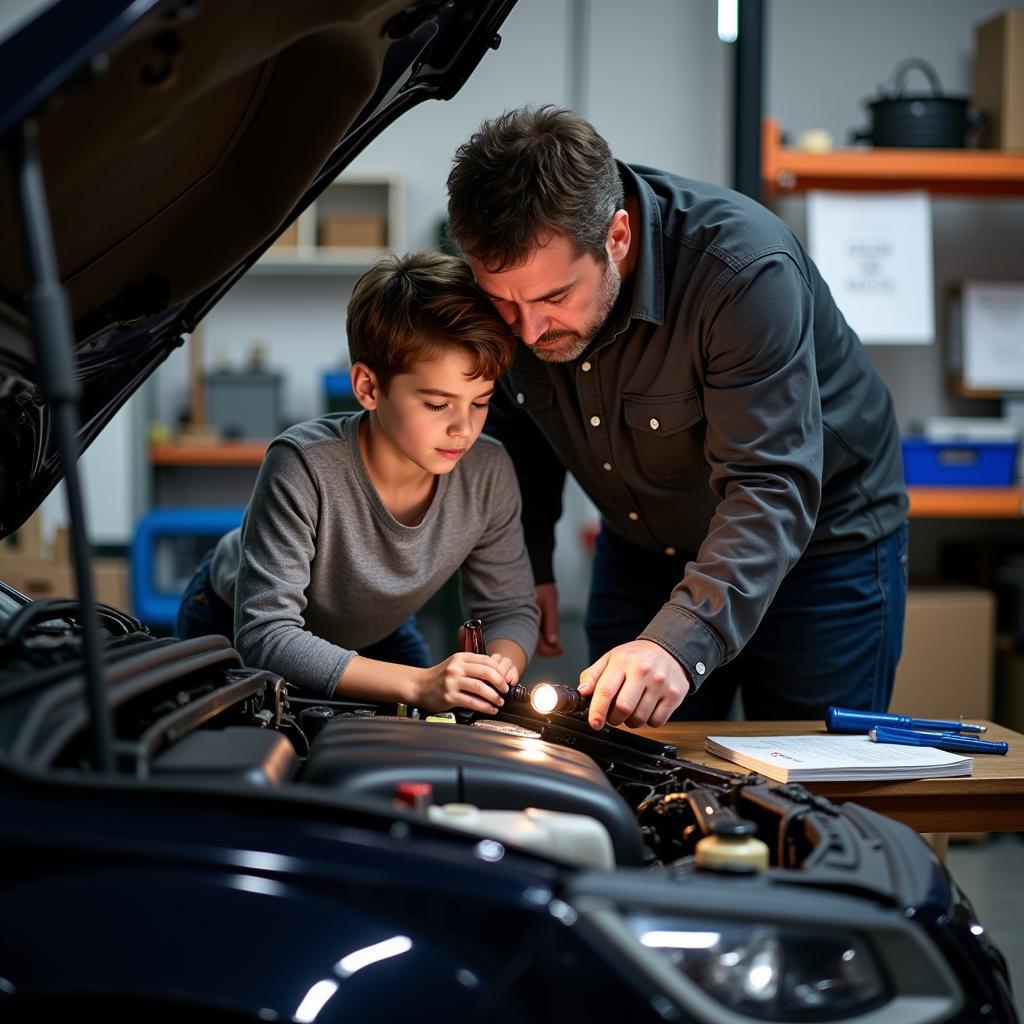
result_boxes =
[176,251,539,715]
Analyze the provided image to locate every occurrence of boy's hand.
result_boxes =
[416,652,511,714]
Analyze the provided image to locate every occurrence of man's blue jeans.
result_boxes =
[176,548,431,668]
[585,521,909,720]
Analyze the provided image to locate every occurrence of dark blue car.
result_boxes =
[0,3,1017,1021]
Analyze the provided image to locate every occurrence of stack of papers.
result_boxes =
[705,734,972,783]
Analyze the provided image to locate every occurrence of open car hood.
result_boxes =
[0,0,515,538]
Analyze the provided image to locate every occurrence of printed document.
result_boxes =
[807,190,934,345]
[705,733,971,782]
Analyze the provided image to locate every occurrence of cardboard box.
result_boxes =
[0,510,45,560]
[0,558,130,610]
[995,647,1024,732]
[318,213,385,248]
[2,510,130,611]
[891,587,995,719]
[974,8,1024,150]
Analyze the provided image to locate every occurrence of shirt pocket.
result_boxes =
[623,390,706,483]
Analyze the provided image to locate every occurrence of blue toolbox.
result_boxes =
[902,437,1020,486]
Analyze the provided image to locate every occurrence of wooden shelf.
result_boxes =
[908,486,1024,518]
[150,441,269,466]
[762,119,1024,197]
[149,444,1024,517]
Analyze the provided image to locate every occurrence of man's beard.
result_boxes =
[525,259,622,364]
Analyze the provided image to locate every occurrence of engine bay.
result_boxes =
[0,605,914,897]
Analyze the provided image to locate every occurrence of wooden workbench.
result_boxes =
[637,720,1024,835]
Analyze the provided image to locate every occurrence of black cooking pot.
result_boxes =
[851,58,985,148]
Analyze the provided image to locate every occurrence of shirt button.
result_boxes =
[602,462,613,472]
[649,418,660,430]
[664,547,676,556]
[581,361,592,372]
[589,415,601,427]
[628,512,639,521]
[695,661,706,676]
[515,392,525,405]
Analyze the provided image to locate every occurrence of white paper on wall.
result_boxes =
[962,281,1024,392]
[807,190,934,345]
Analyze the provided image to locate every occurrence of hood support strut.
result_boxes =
[8,118,114,773]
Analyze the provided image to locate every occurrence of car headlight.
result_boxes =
[625,914,892,1022]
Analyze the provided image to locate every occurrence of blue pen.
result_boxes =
[827,706,987,735]
[870,726,1008,756]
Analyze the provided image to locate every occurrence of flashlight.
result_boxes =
[461,619,527,704]
[527,682,587,717]
[459,622,586,716]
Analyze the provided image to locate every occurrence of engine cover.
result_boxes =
[304,717,646,865]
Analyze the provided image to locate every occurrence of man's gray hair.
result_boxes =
[446,105,624,271]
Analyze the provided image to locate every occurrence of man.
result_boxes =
[446,105,908,731]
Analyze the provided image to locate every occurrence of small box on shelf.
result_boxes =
[974,9,1024,151]
[252,172,401,274]
[206,369,283,440]
[318,213,386,249]
[903,437,1020,486]
[323,370,360,414]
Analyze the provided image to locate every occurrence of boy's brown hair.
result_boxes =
[446,105,624,272]
[346,251,516,391]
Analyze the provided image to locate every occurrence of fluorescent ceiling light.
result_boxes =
[718,0,738,42]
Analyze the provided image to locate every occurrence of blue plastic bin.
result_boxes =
[131,507,244,628]
[322,370,352,397]
[323,370,360,414]
[901,438,1019,486]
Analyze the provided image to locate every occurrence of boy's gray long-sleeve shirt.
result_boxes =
[211,413,539,697]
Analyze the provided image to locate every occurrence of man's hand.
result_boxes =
[578,639,690,729]
[535,582,564,656]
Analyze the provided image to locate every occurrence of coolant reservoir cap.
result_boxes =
[710,817,758,838]
[394,782,433,807]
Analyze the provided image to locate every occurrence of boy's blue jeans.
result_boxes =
[176,548,431,668]
[584,521,909,721]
